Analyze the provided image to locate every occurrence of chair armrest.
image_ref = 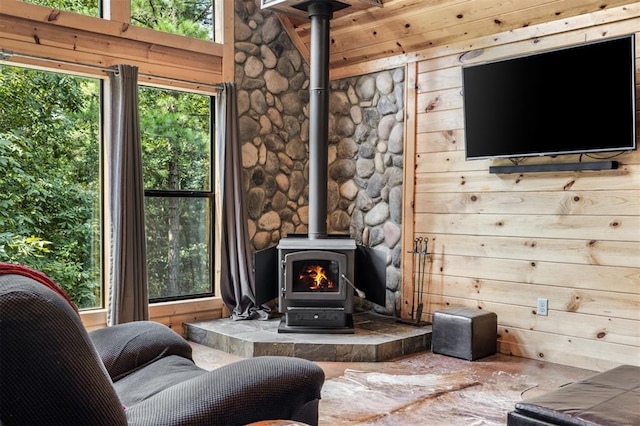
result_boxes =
[89,321,193,382]
[124,356,325,426]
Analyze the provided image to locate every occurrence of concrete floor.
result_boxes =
[189,314,597,425]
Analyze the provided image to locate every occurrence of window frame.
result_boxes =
[0,0,232,328]
[138,86,216,303]
[0,1,227,90]
[0,63,106,310]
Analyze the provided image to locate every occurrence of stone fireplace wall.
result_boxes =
[234,1,405,315]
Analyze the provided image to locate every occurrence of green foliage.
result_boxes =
[20,0,99,17]
[3,0,217,306]
[131,0,214,40]
[1,65,214,305]
[139,87,210,190]
[0,66,101,309]
[139,87,213,299]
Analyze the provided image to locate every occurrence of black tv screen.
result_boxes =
[462,35,636,160]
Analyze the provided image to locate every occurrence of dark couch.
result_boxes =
[0,265,325,425]
[507,364,640,425]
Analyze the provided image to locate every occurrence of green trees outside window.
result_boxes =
[131,0,216,41]
[0,66,215,307]
[3,1,218,307]
[19,0,215,42]
[0,65,102,309]
[139,86,213,301]
[20,0,100,17]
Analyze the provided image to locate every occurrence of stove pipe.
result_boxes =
[307,2,333,240]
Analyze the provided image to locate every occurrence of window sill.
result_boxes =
[80,296,224,332]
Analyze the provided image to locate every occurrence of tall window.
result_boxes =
[139,86,214,301]
[0,65,102,309]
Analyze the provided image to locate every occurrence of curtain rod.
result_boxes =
[0,48,224,91]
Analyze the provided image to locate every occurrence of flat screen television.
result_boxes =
[462,34,637,160]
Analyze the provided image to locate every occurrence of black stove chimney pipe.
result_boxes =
[307,1,332,240]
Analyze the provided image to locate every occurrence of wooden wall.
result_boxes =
[403,12,640,371]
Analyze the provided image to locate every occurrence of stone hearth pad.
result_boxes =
[185,312,431,362]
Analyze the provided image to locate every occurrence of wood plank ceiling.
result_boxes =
[273,0,640,75]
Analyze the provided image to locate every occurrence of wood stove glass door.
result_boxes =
[283,250,347,301]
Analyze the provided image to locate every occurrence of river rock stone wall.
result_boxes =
[234,0,405,316]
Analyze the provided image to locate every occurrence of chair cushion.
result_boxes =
[123,356,325,426]
[90,320,193,381]
[115,355,205,407]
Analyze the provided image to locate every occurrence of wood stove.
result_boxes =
[278,236,356,333]
[259,0,384,333]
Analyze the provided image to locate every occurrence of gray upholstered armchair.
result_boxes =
[0,264,325,425]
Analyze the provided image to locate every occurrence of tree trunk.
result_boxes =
[167,143,180,296]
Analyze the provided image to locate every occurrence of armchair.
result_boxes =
[0,264,324,425]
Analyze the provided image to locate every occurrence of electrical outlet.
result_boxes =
[537,298,548,316]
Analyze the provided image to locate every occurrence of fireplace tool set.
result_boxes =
[399,237,432,326]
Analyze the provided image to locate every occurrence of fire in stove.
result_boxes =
[295,261,339,292]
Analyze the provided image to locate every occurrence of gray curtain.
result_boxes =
[216,82,270,320]
[107,64,149,325]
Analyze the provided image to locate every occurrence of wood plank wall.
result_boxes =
[406,13,640,371]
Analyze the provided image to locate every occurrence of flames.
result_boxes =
[299,264,335,291]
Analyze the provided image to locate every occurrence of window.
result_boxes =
[19,0,218,42]
[131,0,216,41]
[139,86,214,301]
[0,65,102,309]
[20,0,100,17]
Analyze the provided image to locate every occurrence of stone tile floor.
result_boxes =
[187,312,597,425]
[185,312,431,362]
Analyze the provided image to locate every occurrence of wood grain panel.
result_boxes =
[415,166,640,193]
[0,1,221,55]
[0,17,222,71]
[0,6,224,86]
[498,326,638,371]
[324,0,639,69]
[151,311,221,337]
[417,87,463,114]
[150,298,224,337]
[0,35,223,87]
[416,67,461,93]
[415,213,640,242]
[415,130,464,154]
[419,276,640,321]
[415,190,640,216]
[418,253,638,293]
[416,108,465,133]
[412,233,640,268]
